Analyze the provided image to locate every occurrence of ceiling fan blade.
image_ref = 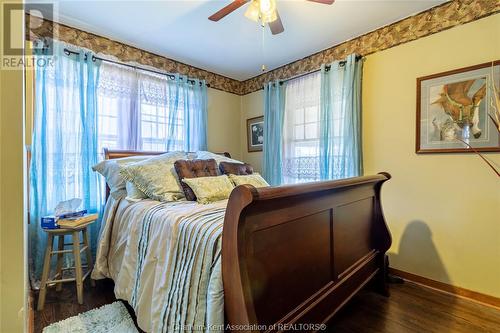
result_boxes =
[307,0,335,4]
[208,0,249,21]
[269,11,284,35]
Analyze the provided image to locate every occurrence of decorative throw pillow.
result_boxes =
[120,151,187,202]
[125,181,148,202]
[92,155,153,199]
[228,173,270,188]
[174,159,219,201]
[182,175,235,204]
[219,162,254,175]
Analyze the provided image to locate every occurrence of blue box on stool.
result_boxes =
[41,216,59,229]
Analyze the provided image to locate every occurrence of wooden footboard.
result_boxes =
[222,173,392,332]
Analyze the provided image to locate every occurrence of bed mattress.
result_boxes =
[92,197,226,333]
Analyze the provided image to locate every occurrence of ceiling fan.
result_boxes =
[208,0,335,35]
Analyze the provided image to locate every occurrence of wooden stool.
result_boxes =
[37,220,96,310]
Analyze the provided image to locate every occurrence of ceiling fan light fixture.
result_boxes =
[245,0,278,25]
[260,10,277,24]
[244,1,260,22]
[259,0,275,15]
[259,0,277,23]
[209,0,334,33]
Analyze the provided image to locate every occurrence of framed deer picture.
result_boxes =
[416,61,500,153]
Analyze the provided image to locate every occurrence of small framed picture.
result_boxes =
[416,60,500,153]
[247,116,264,152]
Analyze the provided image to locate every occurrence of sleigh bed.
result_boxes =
[94,149,392,332]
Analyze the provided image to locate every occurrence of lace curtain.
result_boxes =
[283,72,321,184]
[97,61,140,151]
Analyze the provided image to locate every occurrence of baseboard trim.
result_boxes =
[389,268,500,309]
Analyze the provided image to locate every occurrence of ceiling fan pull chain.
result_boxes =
[261,23,267,72]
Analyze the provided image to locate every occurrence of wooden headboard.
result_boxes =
[103,148,232,199]
[104,148,231,160]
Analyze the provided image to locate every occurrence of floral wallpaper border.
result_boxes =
[26,14,244,95]
[27,0,499,96]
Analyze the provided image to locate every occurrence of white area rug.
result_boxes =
[42,301,138,333]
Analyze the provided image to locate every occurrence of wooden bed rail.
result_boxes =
[222,173,392,332]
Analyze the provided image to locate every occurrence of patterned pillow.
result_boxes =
[228,173,269,188]
[92,155,153,199]
[182,175,234,204]
[174,159,219,201]
[120,151,187,202]
[125,181,148,202]
[219,162,253,175]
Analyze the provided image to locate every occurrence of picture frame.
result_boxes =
[416,60,500,153]
[247,116,264,152]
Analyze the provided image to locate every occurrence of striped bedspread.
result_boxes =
[92,198,227,333]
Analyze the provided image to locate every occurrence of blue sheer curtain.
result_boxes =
[180,76,208,151]
[30,41,103,282]
[262,81,286,185]
[319,54,363,180]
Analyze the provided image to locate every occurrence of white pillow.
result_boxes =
[120,151,187,202]
[195,151,243,174]
[92,155,153,199]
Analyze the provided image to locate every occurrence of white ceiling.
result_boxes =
[29,0,446,80]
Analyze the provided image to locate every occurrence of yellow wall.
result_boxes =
[241,90,264,172]
[207,88,242,160]
[0,0,27,331]
[363,14,500,297]
[238,14,500,298]
[25,41,34,146]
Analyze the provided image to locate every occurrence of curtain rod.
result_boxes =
[276,55,364,85]
[63,48,209,87]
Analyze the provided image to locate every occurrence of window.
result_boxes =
[282,72,321,184]
[138,71,186,151]
[140,102,184,151]
[97,96,120,151]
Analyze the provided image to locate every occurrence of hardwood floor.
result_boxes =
[35,279,500,333]
[330,282,500,333]
[34,279,116,333]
